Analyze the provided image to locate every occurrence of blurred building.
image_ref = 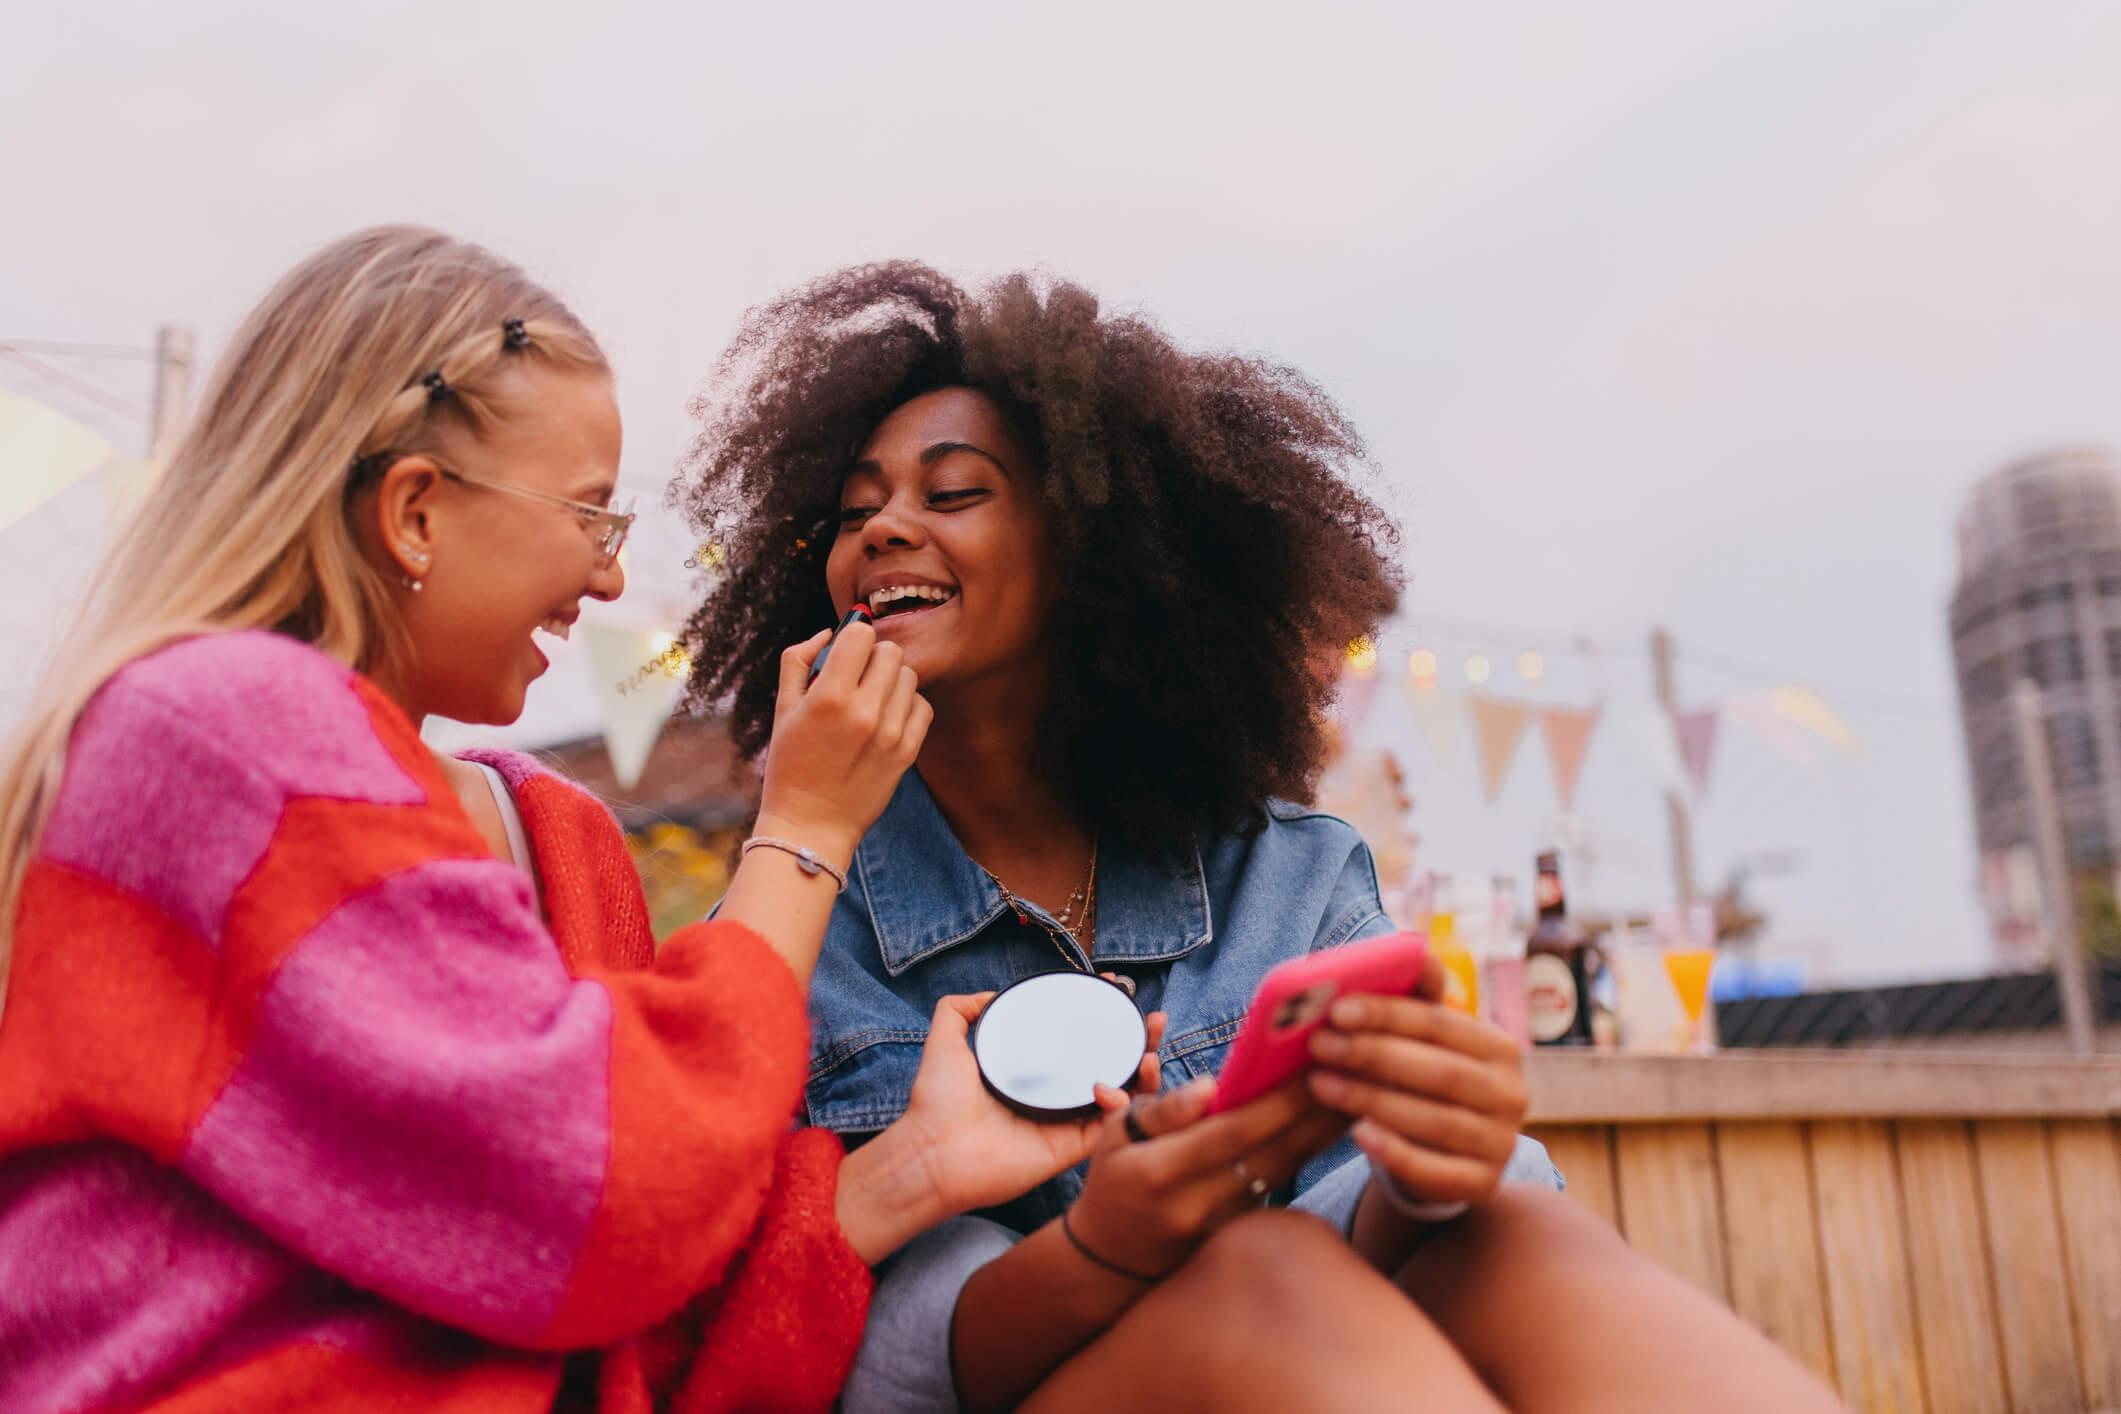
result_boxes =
[1950,447,2121,965]
[541,714,756,833]
[541,715,758,940]
[1717,961,2121,1054]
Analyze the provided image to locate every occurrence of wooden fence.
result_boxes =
[1524,1051,2121,1414]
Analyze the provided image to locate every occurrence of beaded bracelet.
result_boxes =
[740,835,849,893]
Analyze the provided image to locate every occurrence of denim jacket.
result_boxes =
[808,770,1534,1232]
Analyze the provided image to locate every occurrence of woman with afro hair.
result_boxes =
[674,263,1842,1414]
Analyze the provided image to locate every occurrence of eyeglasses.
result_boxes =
[439,467,637,567]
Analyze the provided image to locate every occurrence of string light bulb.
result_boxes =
[1518,651,1544,682]
[1345,636,1379,675]
[1408,648,1439,681]
[1465,654,1492,685]
[650,631,692,677]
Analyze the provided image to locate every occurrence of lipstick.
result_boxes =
[807,604,874,685]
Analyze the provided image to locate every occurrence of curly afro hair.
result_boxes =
[675,261,1401,860]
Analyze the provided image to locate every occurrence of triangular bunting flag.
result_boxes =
[1469,696,1531,803]
[582,624,686,788]
[1674,708,1720,795]
[98,453,157,523]
[0,389,119,534]
[1769,686,1858,753]
[1539,705,1602,811]
[1406,679,1464,764]
[1726,693,1824,771]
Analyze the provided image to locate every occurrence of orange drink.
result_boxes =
[1431,911,1480,1016]
[1662,949,1713,1022]
[1662,949,1715,1045]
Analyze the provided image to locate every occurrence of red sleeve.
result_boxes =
[29,637,849,1354]
[632,1128,874,1414]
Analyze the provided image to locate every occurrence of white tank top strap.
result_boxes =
[470,760,536,879]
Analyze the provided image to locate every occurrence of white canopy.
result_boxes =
[0,390,147,734]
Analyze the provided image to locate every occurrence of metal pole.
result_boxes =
[149,324,194,463]
[2009,677,2098,1055]
[1650,625,1698,906]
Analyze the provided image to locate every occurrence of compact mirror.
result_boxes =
[969,971,1149,1120]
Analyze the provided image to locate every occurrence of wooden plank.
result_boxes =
[2047,1119,2121,1408]
[1972,1120,2084,1414]
[1526,1124,1619,1230]
[1613,1123,1727,1299]
[1714,1122,1836,1387]
[1893,1122,2009,1414]
[1526,1052,2121,1124]
[1811,1120,1927,1413]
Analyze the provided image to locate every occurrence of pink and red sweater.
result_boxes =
[0,631,871,1412]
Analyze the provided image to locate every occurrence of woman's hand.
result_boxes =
[713,623,928,989]
[1062,1073,1348,1281]
[1304,954,1529,1207]
[898,989,1166,1220]
[755,621,931,866]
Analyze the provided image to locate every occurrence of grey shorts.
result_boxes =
[840,1137,1562,1413]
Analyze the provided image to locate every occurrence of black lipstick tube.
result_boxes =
[806,604,875,685]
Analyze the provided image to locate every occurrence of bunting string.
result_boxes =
[1377,629,1868,812]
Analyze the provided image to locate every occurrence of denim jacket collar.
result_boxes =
[853,769,1214,977]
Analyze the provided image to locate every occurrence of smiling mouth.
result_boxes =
[867,585,958,620]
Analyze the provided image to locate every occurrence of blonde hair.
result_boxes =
[0,225,607,1016]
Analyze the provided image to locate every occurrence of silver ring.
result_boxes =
[1233,1158,1269,1201]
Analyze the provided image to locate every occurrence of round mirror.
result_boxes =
[970,971,1149,1119]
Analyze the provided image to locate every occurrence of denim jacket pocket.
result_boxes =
[1158,1013,1245,1089]
[806,1028,927,1135]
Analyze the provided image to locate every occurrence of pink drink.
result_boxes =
[1485,955,1530,1044]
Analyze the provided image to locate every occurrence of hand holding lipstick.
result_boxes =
[807,604,873,685]
[755,612,931,872]
[711,617,929,988]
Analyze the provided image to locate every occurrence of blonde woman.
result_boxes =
[0,228,1121,1413]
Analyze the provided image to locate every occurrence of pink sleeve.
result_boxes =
[44,635,829,1350]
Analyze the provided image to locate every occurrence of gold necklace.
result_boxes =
[1052,846,1098,933]
[981,843,1099,970]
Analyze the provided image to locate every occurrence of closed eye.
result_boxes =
[836,488,984,526]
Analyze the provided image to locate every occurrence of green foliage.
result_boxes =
[625,822,738,942]
[2073,869,2121,960]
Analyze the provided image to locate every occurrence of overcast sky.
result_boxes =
[6,0,2120,983]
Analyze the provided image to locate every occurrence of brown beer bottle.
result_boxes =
[1525,850,1598,1047]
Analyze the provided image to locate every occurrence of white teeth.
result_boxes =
[867,584,958,612]
[537,616,573,641]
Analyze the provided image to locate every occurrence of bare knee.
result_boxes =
[1146,1208,1476,1408]
[1402,1187,1647,1317]
[1437,1187,1628,1268]
[1190,1206,1351,1270]
[1168,1206,1464,1364]
[1179,1208,1364,1314]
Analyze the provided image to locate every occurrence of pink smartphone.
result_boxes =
[1206,930,1430,1115]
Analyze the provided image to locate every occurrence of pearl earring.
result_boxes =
[402,548,428,593]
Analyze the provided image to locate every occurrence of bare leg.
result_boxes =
[1396,1188,1846,1414]
[1022,1208,1504,1414]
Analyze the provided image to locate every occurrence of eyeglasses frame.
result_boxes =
[435,465,637,567]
